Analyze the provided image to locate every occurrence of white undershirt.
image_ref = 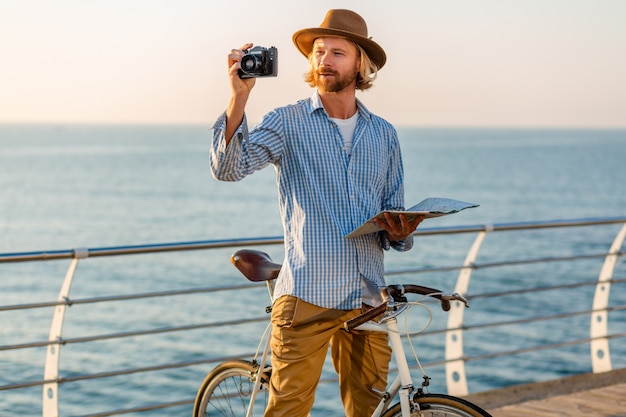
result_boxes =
[331,112,359,156]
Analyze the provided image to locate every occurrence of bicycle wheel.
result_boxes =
[192,359,271,417]
[381,393,492,417]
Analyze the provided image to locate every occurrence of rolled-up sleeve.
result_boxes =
[210,112,280,182]
[210,112,248,181]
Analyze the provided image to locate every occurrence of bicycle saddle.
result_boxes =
[231,249,281,282]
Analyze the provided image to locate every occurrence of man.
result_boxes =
[210,9,424,417]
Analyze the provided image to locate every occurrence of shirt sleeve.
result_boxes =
[209,111,280,182]
[379,128,414,253]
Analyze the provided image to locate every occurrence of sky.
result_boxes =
[1,0,625,128]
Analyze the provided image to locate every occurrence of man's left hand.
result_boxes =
[374,212,424,242]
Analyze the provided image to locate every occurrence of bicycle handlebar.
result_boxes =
[344,284,470,332]
[386,284,469,311]
[344,303,389,331]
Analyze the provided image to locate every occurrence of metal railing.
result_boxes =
[1,217,625,417]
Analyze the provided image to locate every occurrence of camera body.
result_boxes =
[238,46,278,78]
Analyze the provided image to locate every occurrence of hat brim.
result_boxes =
[292,28,386,70]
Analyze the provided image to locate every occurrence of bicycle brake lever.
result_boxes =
[441,292,470,308]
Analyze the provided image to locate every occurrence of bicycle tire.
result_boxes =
[381,393,492,417]
[192,359,270,417]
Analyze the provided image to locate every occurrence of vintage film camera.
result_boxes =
[238,46,278,78]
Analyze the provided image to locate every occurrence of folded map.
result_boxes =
[346,197,479,238]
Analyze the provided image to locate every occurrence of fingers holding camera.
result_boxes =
[228,43,253,69]
[224,44,254,144]
[228,43,256,94]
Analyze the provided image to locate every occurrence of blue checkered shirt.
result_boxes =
[210,92,413,309]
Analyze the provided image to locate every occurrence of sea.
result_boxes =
[1,124,626,416]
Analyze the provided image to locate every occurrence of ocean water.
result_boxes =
[2,124,626,250]
[1,124,626,416]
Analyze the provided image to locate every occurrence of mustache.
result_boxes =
[317,69,338,76]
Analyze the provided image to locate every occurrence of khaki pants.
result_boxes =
[264,295,391,417]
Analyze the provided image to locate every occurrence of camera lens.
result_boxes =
[240,55,259,73]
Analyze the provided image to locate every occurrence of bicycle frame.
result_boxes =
[355,307,417,417]
[196,250,485,417]
[245,281,275,417]
[247,307,419,417]
[243,307,416,417]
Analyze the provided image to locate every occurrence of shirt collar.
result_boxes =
[309,90,372,122]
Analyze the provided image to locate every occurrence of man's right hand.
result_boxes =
[224,43,256,144]
[228,43,256,96]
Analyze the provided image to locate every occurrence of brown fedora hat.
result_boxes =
[292,9,386,70]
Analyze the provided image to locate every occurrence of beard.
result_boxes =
[314,68,358,93]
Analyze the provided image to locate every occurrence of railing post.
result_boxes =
[445,228,489,396]
[590,223,626,373]
[42,248,89,417]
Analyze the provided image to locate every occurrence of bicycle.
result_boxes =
[193,249,492,417]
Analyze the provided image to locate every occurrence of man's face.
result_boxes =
[312,37,360,93]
